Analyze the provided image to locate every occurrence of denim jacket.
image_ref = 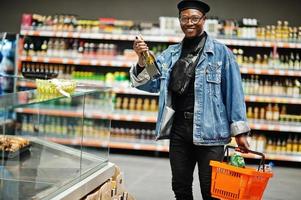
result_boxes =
[129,33,250,145]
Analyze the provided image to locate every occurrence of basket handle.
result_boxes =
[224,145,266,172]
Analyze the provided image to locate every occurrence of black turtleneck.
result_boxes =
[171,32,207,113]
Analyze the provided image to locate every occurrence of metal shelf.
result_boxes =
[20,55,135,67]
[20,29,301,49]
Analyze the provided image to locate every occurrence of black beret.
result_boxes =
[177,0,210,14]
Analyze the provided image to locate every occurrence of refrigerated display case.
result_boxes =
[0,87,115,200]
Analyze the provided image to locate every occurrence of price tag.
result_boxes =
[32,57,38,62]
[267,124,275,130]
[254,124,261,130]
[62,32,68,37]
[267,69,274,75]
[111,60,119,66]
[85,112,93,118]
[112,34,119,40]
[74,59,80,65]
[133,144,142,150]
[254,69,261,74]
[249,96,256,102]
[56,32,63,37]
[101,141,109,148]
[90,60,98,66]
[99,60,107,66]
[288,71,294,76]
[125,115,133,121]
[113,114,121,120]
[73,32,79,38]
[44,57,49,63]
[28,30,34,35]
[279,70,285,75]
[139,116,147,122]
[62,58,68,64]
[240,68,248,73]
[104,34,112,40]
[256,41,263,46]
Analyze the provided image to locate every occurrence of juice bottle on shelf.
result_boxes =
[276,21,282,40]
[265,103,273,121]
[275,137,282,153]
[258,79,264,95]
[253,107,259,120]
[289,52,295,69]
[254,54,262,68]
[143,99,150,111]
[282,21,289,40]
[247,107,253,119]
[237,49,244,65]
[272,104,280,121]
[281,138,287,154]
[122,97,129,110]
[150,99,158,112]
[288,27,293,40]
[40,40,48,56]
[129,98,136,110]
[265,26,271,40]
[253,76,260,94]
[292,135,299,153]
[265,137,273,153]
[293,79,300,97]
[271,25,277,40]
[115,97,122,110]
[249,75,255,94]
[257,135,266,153]
[298,26,301,41]
[262,54,268,67]
[294,53,300,70]
[286,134,293,153]
[298,137,301,153]
[249,56,254,66]
[249,134,257,150]
[136,98,143,111]
[28,42,35,56]
[260,107,265,120]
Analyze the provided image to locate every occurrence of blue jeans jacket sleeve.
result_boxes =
[129,49,171,93]
[222,49,250,136]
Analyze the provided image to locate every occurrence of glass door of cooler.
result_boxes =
[0,88,111,200]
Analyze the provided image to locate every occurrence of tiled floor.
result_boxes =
[107,153,301,200]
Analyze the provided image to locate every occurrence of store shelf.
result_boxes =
[16,107,301,132]
[245,95,301,104]
[249,120,301,133]
[47,137,301,161]
[20,29,182,43]
[240,66,301,77]
[241,152,301,162]
[46,137,169,152]
[20,55,135,67]
[20,29,301,48]
[17,80,157,96]
[15,108,157,123]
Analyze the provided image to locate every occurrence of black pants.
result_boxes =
[169,114,224,200]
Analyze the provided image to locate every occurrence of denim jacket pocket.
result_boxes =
[206,62,222,84]
[206,62,222,96]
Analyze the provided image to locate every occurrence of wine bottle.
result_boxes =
[136,35,161,79]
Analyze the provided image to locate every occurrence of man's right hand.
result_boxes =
[133,36,149,67]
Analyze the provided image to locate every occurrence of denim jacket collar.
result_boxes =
[170,32,215,57]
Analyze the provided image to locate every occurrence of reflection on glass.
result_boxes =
[0,88,111,199]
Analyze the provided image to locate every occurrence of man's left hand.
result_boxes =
[235,134,250,153]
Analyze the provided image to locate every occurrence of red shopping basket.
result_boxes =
[210,146,273,200]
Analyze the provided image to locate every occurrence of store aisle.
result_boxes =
[108,153,301,200]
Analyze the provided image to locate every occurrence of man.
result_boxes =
[130,1,250,199]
